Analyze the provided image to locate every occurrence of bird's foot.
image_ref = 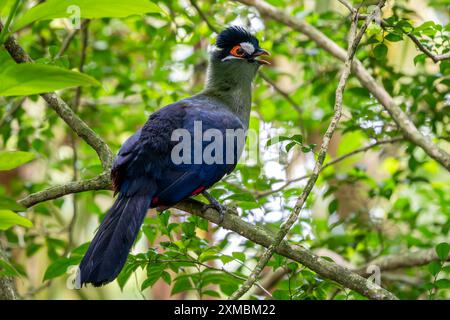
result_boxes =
[201,191,226,224]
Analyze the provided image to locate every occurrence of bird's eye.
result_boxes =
[230,45,245,57]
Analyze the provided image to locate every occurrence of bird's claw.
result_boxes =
[201,191,227,224]
[202,202,226,224]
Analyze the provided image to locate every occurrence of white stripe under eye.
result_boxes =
[221,55,244,62]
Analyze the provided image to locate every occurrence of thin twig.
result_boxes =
[157,259,272,298]
[355,248,450,276]
[258,71,303,113]
[256,137,404,198]
[189,0,219,34]
[67,20,90,252]
[0,97,25,128]
[337,0,355,13]
[343,4,450,63]
[229,2,389,300]
[55,20,90,59]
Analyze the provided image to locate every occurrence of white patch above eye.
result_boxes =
[240,42,255,55]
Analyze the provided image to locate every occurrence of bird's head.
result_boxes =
[214,26,270,67]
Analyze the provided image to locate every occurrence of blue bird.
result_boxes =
[78,26,270,286]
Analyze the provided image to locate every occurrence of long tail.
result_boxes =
[78,194,152,286]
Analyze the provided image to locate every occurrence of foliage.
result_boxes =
[0,0,449,300]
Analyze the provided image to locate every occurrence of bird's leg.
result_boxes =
[201,191,226,224]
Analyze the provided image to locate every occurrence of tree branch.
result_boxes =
[235,0,450,171]
[18,172,111,208]
[0,97,25,128]
[229,4,391,300]
[0,243,19,300]
[0,21,114,170]
[352,13,450,63]
[405,32,450,63]
[355,248,450,276]
[255,137,404,199]
[15,177,397,299]
[55,20,90,59]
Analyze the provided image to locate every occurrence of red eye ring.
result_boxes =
[230,45,245,57]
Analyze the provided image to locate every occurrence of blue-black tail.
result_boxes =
[78,194,152,286]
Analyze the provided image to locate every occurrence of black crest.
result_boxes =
[216,26,259,50]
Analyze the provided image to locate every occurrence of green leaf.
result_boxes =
[0,151,35,171]
[203,290,221,298]
[219,255,234,264]
[428,261,441,276]
[0,63,100,97]
[141,263,165,290]
[0,210,33,230]
[285,141,298,153]
[171,276,193,295]
[0,196,26,212]
[117,262,139,290]
[0,258,20,277]
[161,271,171,285]
[43,257,80,281]
[413,53,427,65]
[225,192,255,202]
[385,32,403,42]
[435,242,450,261]
[14,0,164,31]
[435,279,450,289]
[181,222,196,238]
[328,199,338,214]
[232,252,245,262]
[373,43,388,60]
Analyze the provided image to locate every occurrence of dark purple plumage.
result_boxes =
[216,26,259,50]
[78,98,243,286]
[78,26,265,287]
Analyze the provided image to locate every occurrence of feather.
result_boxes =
[78,193,153,286]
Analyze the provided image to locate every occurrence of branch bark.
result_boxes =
[18,173,111,208]
[176,199,398,300]
[355,248,450,276]
[234,0,450,171]
[0,244,19,300]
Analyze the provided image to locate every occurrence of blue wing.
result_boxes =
[111,96,244,207]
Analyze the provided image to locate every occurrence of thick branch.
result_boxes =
[176,199,397,300]
[235,0,450,171]
[17,176,396,300]
[355,248,450,276]
[0,243,19,300]
[0,22,114,170]
[18,173,111,208]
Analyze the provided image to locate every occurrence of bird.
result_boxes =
[78,26,270,287]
